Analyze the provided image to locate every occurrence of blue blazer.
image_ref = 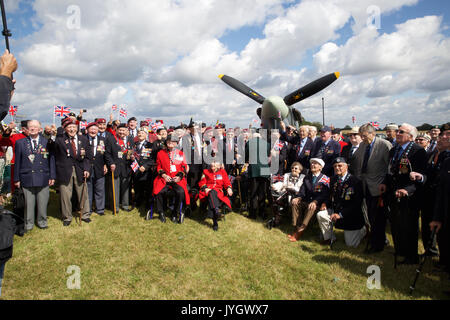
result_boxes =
[14,135,56,188]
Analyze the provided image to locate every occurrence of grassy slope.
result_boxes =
[1,191,448,300]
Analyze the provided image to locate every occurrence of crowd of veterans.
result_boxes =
[0,50,450,298]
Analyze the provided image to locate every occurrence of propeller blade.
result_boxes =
[283,72,340,106]
[219,74,265,104]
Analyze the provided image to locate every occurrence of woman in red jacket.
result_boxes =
[198,160,233,231]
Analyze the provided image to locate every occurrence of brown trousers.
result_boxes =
[291,200,318,228]
[59,167,90,222]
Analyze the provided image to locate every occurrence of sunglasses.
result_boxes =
[415,138,425,141]
[398,130,408,134]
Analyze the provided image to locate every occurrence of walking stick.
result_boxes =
[236,167,243,212]
[111,170,117,216]
[330,219,335,250]
[409,226,438,294]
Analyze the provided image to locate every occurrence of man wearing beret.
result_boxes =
[311,126,341,177]
[317,157,366,247]
[105,123,134,213]
[86,122,108,216]
[428,126,441,153]
[127,117,138,142]
[52,118,92,225]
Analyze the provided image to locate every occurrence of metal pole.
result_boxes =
[322,97,325,126]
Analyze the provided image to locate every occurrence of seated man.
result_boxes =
[317,157,366,247]
[152,134,190,223]
[198,160,233,231]
[289,158,330,242]
[266,162,305,230]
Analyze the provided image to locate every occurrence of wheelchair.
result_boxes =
[265,187,293,230]
[146,186,187,224]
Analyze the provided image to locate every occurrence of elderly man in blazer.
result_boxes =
[14,120,56,231]
[358,123,392,253]
[51,118,92,226]
[341,126,365,177]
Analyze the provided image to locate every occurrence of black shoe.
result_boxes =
[159,212,166,223]
[37,225,48,230]
[266,218,274,230]
[63,221,71,227]
[178,212,185,224]
[82,218,91,223]
[96,212,105,216]
[213,223,218,231]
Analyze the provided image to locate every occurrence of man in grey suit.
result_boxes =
[358,123,392,253]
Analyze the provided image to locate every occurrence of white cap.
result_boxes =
[310,158,325,167]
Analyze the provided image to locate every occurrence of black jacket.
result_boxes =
[0,76,13,122]
[330,174,365,231]
[0,207,24,264]
[297,172,330,205]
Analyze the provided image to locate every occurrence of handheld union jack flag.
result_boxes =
[370,121,380,129]
[318,175,330,186]
[8,105,18,116]
[151,121,164,131]
[79,121,88,130]
[272,174,284,183]
[54,106,71,117]
[112,104,118,111]
[274,139,284,151]
[352,116,356,124]
[131,160,139,172]
[119,108,127,118]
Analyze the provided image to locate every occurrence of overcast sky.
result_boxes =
[5,0,450,128]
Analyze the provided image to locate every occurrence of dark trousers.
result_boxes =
[155,184,185,216]
[420,190,437,249]
[390,197,419,261]
[87,172,105,214]
[134,173,153,208]
[437,223,450,269]
[366,189,387,251]
[249,177,270,218]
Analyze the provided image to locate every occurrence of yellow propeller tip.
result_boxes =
[335,72,340,79]
[218,74,224,79]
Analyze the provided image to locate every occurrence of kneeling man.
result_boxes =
[317,157,366,247]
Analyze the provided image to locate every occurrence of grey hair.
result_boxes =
[359,123,375,134]
[400,123,418,140]
[308,126,317,133]
[299,125,310,133]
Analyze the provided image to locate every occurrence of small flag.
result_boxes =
[54,106,71,117]
[371,121,380,129]
[8,105,18,116]
[272,175,284,183]
[79,121,88,130]
[112,104,118,111]
[274,139,284,151]
[352,116,356,124]
[131,160,139,172]
[119,108,127,118]
[145,118,152,124]
[318,175,330,186]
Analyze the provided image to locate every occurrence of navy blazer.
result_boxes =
[312,139,341,177]
[297,172,330,205]
[14,135,56,188]
[86,134,107,179]
[330,174,365,231]
[51,133,92,184]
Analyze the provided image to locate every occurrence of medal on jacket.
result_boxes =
[28,154,35,163]
[399,158,411,174]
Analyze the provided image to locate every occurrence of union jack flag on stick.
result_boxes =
[54,106,71,117]
[8,105,17,116]
[318,175,330,186]
[131,160,139,173]
[370,121,380,129]
[119,108,127,118]
[112,104,118,111]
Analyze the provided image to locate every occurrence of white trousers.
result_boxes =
[317,209,367,247]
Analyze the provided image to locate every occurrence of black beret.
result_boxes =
[127,117,137,123]
[440,123,450,132]
[333,157,347,165]
[117,123,127,129]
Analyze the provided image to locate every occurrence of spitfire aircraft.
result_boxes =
[219,72,340,131]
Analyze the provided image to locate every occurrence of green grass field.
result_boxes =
[1,190,448,300]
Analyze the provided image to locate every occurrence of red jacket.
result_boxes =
[198,168,232,209]
[153,148,190,205]
[0,133,27,164]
